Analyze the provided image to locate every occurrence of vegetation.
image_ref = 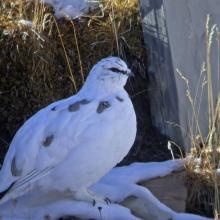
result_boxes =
[183,15,220,219]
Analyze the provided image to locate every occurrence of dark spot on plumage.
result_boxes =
[51,106,56,111]
[68,102,80,112]
[11,156,22,176]
[116,96,124,102]
[108,67,127,75]
[79,99,91,105]
[68,99,91,112]
[97,101,110,113]
[43,135,54,147]
[0,182,15,200]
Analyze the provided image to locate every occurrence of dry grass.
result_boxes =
[183,15,220,218]
[0,0,146,149]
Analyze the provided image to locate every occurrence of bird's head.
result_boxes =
[83,57,133,93]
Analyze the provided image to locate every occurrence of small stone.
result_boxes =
[43,135,54,147]
[11,156,22,176]
[116,96,124,102]
[68,102,80,112]
[97,101,110,113]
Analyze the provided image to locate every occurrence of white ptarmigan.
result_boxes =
[0,57,137,205]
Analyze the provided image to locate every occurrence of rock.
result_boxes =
[121,196,172,220]
[119,171,186,219]
[141,171,187,213]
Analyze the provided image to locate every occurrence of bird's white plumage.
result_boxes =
[0,57,136,204]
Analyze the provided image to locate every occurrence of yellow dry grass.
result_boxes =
[183,15,220,219]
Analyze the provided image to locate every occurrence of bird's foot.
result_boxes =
[104,197,111,205]
[73,189,112,206]
[92,196,111,206]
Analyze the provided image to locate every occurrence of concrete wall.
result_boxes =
[140,0,220,150]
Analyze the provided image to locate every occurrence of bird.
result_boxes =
[0,57,137,205]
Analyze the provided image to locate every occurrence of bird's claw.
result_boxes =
[92,197,111,206]
[104,197,111,205]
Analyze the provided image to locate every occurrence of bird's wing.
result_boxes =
[0,93,134,203]
[0,95,91,193]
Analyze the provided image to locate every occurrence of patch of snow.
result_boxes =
[42,0,100,18]
[92,159,184,202]
[172,213,211,220]
[18,19,33,27]
[4,201,138,220]
[0,159,211,220]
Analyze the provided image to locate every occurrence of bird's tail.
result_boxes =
[0,166,54,204]
[0,158,19,203]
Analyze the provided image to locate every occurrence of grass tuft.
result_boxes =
[184,15,220,218]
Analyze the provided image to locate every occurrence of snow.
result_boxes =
[41,0,100,18]
[18,19,33,27]
[172,213,211,220]
[91,159,184,202]
[0,159,211,220]
[18,0,100,26]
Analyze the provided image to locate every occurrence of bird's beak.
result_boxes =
[127,70,134,77]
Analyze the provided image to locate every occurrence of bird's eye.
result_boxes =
[108,67,127,74]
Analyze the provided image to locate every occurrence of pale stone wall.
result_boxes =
[140,0,220,150]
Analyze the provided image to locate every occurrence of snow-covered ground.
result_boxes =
[42,0,100,18]
[0,159,211,220]
[17,0,100,27]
